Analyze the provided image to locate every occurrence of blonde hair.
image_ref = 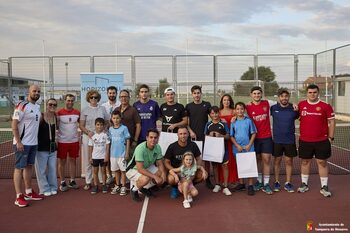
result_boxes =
[182,151,196,167]
[85,90,101,102]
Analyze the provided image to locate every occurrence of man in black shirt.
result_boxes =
[185,85,213,189]
[164,126,207,198]
[160,87,187,133]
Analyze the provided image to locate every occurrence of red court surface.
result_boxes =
[1,175,349,233]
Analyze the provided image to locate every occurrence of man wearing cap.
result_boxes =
[160,87,187,133]
[270,88,299,193]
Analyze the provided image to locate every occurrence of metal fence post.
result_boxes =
[254,55,258,80]
[90,56,94,73]
[213,55,217,105]
[332,49,336,107]
[172,56,177,92]
[313,54,317,78]
[294,55,299,100]
[49,57,54,97]
[131,56,136,92]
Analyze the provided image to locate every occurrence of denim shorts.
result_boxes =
[14,145,38,169]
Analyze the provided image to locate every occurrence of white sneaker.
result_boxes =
[120,186,127,196]
[187,195,193,203]
[183,200,191,209]
[51,190,57,195]
[43,191,51,197]
[222,187,232,196]
[213,185,221,193]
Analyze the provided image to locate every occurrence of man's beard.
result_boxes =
[31,94,40,102]
[108,96,116,101]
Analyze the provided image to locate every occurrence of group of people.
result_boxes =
[12,83,335,209]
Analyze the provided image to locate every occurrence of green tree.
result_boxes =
[155,78,170,97]
[236,66,279,96]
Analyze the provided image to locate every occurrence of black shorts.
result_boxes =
[273,143,297,157]
[92,159,108,167]
[298,139,331,160]
[254,137,273,154]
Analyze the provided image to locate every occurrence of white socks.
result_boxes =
[301,174,309,185]
[320,177,328,187]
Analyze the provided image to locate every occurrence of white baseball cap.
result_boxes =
[164,87,175,94]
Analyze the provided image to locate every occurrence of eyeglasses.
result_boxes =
[89,96,99,99]
[48,103,57,107]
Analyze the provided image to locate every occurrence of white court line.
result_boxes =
[332,144,350,152]
[0,153,14,159]
[327,161,350,173]
[137,196,149,233]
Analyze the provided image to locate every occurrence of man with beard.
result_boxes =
[12,85,44,207]
[133,84,161,143]
[270,88,299,193]
[102,86,120,184]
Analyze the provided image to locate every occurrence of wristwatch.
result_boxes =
[328,137,334,141]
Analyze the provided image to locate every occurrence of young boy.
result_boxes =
[204,106,232,196]
[109,110,131,196]
[230,102,257,196]
[88,118,110,194]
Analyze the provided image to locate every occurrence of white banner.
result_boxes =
[202,136,225,163]
[236,152,258,178]
[158,131,178,155]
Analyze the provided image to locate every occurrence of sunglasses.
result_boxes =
[48,103,57,107]
[89,96,99,99]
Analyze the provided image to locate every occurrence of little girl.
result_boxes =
[169,152,205,209]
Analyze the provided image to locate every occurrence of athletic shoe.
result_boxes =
[206,178,214,189]
[24,190,44,201]
[222,187,232,196]
[273,181,281,192]
[170,186,179,199]
[91,186,98,194]
[297,183,309,193]
[43,191,51,197]
[60,181,69,192]
[15,194,29,208]
[254,181,263,191]
[247,185,255,196]
[213,184,221,193]
[187,195,193,203]
[83,183,91,191]
[102,185,108,194]
[51,190,57,195]
[120,186,127,196]
[139,188,153,197]
[68,180,79,189]
[320,185,331,197]
[183,200,191,209]
[284,182,295,193]
[131,189,141,202]
[262,184,273,195]
[234,183,246,192]
[111,185,121,195]
[106,176,114,185]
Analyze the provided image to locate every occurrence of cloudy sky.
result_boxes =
[1,0,350,58]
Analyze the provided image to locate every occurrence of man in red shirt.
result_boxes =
[246,86,274,195]
[297,84,335,197]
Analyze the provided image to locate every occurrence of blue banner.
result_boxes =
[80,72,124,110]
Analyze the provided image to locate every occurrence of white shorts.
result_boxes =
[110,157,126,172]
[126,164,158,184]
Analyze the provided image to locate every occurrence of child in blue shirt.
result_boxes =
[230,102,257,196]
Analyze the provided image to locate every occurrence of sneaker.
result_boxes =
[24,190,44,201]
[247,185,255,196]
[131,189,141,202]
[273,181,281,192]
[102,185,108,194]
[120,186,127,196]
[111,185,121,195]
[297,183,309,193]
[284,182,295,193]
[320,185,331,197]
[213,184,221,193]
[254,181,263,191]
[91,186,98,194]
[83,183,91,191]
[206,179,214,189]
[187,195,193,203]
[222,187,232,196]
[15,194,29,208]
[51,190,57,195]
[68,180,79,189]
[234,183,246,192]
[170,186,179,199]
[43,191,51,197]
[60,181,69,192]
[262,184,273,195]
[106,176,115,185]
[183,200,191,209]
[139,188,153,197]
